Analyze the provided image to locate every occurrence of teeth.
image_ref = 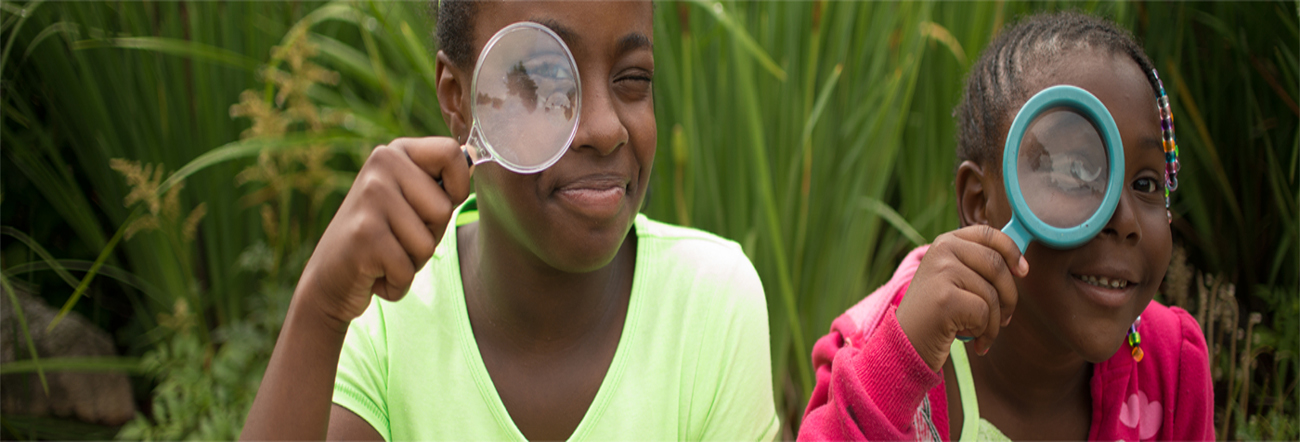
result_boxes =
[1080,274,1128,289]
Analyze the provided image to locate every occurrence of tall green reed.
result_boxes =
[647,2,939,426]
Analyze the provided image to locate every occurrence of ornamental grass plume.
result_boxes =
[229,20,348,273]
[109,159,207,242]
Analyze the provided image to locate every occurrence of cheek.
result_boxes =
[1142,207,1173,277]
[624,101,656,170]
[475,167,538,212]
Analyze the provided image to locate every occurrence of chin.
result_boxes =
[542,223,633,274]
[1075,321,1133,363]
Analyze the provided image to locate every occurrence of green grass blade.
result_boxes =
[691,0,787,81]
[46,207,136,333]
[0,0,43,73]
[73,36,261,72]
[0,272,47,394]
[860,197,928,247]
[0,356,144,375]
[20,21,76,63]
[159,132,365,194]
[1,227,79,289]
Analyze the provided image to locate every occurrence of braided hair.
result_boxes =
[954,11,1158,174]
[434,0,480,70]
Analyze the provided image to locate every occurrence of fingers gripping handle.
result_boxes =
[462,125,490,167]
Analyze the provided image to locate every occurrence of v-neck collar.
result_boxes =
[442,195,645,441]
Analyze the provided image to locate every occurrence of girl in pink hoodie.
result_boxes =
[800,12,1213,441]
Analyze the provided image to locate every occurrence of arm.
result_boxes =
[240,289,353,440]
[239,138,470,440]
[800,227,1026,440]
[799,310,943,441]
[328,405,385,441]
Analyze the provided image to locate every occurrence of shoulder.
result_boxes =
[629,215,767,352]
[633,214,761,297]
[1128,301,1212,407]
[1137,301,1208,358]
[1092,301,1214,440]
[634,214,750,258]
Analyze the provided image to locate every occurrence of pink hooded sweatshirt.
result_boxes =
[799,246,1214,441]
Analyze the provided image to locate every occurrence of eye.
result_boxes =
[614,70,653,98]
[1133,176,1162,193]
[617,72,653,86]
[521,55,575,82]
[536,62,572,80]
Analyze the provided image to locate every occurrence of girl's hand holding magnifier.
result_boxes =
[298,137,472,331]
[897,226,1028,372]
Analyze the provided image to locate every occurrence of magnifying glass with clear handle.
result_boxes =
[461,21,581,174]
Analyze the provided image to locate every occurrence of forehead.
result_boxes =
[471,1,654,55]
[1018,48,1162,161]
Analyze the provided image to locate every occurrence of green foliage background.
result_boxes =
[0,1,1295,439]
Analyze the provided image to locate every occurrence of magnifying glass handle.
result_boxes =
[1001,219,1032,254]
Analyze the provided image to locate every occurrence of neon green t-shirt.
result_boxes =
[333,196,779,441]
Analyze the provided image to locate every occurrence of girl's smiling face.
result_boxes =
[439,1,655,273]
[984,48,1172,363]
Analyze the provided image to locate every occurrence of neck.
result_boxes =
[458,221,635,353]
[969,313,1092,414]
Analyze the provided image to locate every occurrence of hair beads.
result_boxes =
[1152,69,1180,223]
[1128,315,1144,362]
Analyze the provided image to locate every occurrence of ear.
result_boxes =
[956,160,994,228]
[436,50,470,142]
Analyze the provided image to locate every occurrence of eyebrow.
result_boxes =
[533,18,580,48]
[1139,136,1163,154]
[529,18,653,55]
[615,32,653,54]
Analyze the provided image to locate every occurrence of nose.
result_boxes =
[570,78,628,156]
[1100,192,1142,244]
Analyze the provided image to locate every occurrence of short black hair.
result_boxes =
[954,11,1158,173]
[434,0,480,70]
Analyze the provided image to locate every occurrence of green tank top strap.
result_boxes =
[455,198,480,227]
[949,341,981,442]
[949,341,1012,442]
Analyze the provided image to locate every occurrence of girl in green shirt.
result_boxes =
[241,2,778,440]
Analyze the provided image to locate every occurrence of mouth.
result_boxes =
[554,175,630,220]
[1070,271,1139,309]
[1074,274,1133,290]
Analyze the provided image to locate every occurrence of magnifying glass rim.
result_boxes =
[468,21,582,174]
[1002,85,1125,249]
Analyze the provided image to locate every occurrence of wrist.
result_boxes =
[895,306,945,372]
[289,275,355,338]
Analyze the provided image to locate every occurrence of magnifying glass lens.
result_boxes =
[471,23,580,173]
[1016,108,1110,229]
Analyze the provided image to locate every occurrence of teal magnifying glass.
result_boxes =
[1001,85,1125,252]
[462,22,580,174]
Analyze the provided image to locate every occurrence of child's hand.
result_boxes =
[896,225,1029,371]
[296,137,472,331]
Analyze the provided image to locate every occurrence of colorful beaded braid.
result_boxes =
[1152,69,1180,223]
[1128,315,1144,362]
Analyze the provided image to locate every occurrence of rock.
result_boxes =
[0,283,136,426]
